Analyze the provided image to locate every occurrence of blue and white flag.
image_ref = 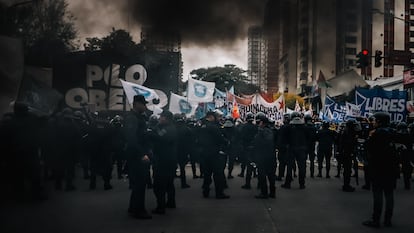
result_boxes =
[120,79,159,105]
[169,92,199,117]
[187,77,215,102]
[355,88,407,122]
[214,88,226,108]
[323,96,347,122]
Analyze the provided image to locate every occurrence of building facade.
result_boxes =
[247,26,267,91]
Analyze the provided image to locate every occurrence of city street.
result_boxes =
[1,165,414,233]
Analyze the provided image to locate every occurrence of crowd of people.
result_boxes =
[1,94,413,227]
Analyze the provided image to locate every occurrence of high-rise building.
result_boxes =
[247,26,267,91]
[263,0,282,93]
[140,26,183,81]
[263,0,413,95]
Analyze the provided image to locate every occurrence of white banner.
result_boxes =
[120,79,159,105]
[187,77,215,102]
[169,92,199,117]
[232,94,285,122]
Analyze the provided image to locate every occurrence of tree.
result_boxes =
[84,28,138,58]
[190,64,259,94]
[4,0,78,67]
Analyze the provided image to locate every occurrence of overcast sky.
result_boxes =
[66,0,268,80]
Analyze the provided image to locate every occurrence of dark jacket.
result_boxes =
[366,127,399,185]
[152,122,177,172]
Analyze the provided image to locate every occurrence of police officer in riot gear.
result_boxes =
[363,112,399,228]
[238,112,255,178]
[124,95,152,219]
[395,122,414,190]
[276,113,290,181]
[339,119,358,192]
[316,121,336,178]
[282,112,309,189]
[304,114,317,177]
[253,112,276,199]
[199,111,229,199]
[240,112,258,189]
[174,113,192,188]
[151,110,178,214]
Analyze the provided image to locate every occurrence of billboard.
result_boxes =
[53,51,180,111]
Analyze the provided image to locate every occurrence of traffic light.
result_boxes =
[356,49,370,68]
[374,50,383,67]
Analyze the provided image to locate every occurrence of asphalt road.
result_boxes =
[1,164,414,233]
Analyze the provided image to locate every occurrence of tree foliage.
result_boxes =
[84,28,138,57]
[3,0,78,66]
[190,64,259,94]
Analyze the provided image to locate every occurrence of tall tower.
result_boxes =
[248,26,267,91]
[140,26,183,80]
[263,0,282,93]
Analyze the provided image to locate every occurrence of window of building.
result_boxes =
[345,36,357,44]
[345,47,357,55]
[346,24,358,32]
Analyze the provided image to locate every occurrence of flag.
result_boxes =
[214,88,226,108]
[228,86,235,94]
[311,79,319,97]
[317,70,331,88]
[120,79,159,105]
[345,102,361,117]
[294,99,301,112]
[226,91,253,105]
[187,76,215,102]
[232,99,240,119]
[169,92,198,117]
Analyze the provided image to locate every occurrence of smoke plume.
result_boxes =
[70,0,267,46]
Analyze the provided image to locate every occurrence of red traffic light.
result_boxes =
[362,49,369,56]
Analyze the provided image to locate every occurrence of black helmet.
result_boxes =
[396,122,407,130]
[160,110,174,121]
[304,114,312,122]
[173,113,185,122]
[346,119,356,127]
[255,112,268,123]
[373,112,390,127]
[246,112,254,122]
[110,115,123,126]
[290,111,301,119]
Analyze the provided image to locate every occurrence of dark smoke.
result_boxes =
[130,0,267,45]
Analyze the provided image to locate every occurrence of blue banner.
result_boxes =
[323,96,349,123]
[355,88,407,122]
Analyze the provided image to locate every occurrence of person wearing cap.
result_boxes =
[198,111,230,199]
[253,112,276,199]
[151,110,178,214]
[363,112,399,228]
[124,95,152,219]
